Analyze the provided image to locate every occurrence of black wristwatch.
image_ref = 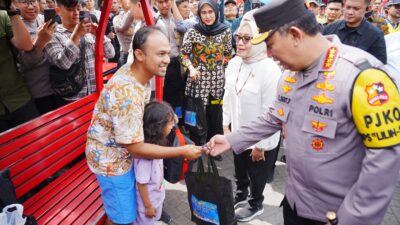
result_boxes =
[7,9,21,17]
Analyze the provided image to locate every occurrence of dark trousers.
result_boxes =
[163,57,186,106]
[164,57,186,126]
[188,96,223,146]
[34,94,65,115]
[0,99,39,133]
[206,96,223,141]
[282,197,325,225]
[233,140,280,208]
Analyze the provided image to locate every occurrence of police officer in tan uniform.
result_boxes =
[206,0,400,224]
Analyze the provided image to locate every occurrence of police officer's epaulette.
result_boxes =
[351,65,400,149]
[338,46,373,72]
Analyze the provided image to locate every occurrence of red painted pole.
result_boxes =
[95,0,112,95]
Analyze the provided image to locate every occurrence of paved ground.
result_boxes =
[163,150,400,225]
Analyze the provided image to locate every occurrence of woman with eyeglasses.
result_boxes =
[222,11,282,222]
[180,0,232,147]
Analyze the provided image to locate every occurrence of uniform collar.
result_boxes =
[338,18,368,35]
[293,35,341,88]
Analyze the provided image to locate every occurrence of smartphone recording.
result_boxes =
[44,8,56,24]
[79,11,91,22]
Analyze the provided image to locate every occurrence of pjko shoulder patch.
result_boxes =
[352,68,400,148]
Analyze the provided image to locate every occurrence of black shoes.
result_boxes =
[235,205,264,222]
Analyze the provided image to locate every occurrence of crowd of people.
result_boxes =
[1,0,400,224]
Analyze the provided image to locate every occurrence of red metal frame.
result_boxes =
[140,0,163,101]
[95,0,163,100]
[94,0,111,95]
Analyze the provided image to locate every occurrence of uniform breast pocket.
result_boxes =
[302,114,337,154]
[301,114,337,139]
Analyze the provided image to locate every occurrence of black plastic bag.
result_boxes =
[185,156,237,225]
[184,82,208,145]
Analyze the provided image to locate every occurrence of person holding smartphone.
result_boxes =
[44,0,115,103]
[0,0,40,132]
[14,0,63,114]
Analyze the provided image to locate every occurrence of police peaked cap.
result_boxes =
[251,0,311,44]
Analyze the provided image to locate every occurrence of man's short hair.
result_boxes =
[277,12,320,37]
[56,0,79,7]
[327,0,343,6]
[132,26,163,57]
[176,0,189,6]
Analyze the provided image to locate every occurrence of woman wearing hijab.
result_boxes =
[180,0,232,146]
[222,12,282,222]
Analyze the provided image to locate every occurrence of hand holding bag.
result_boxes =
[185,156,237,225]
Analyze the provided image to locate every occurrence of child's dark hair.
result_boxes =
[143,101,175,146]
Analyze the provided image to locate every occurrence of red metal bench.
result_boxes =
[0,94,106,225]
[0,0,160,223]
[103,62,118,82]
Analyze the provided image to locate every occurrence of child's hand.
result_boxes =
[182,145,202,160]
[145,205,156,218]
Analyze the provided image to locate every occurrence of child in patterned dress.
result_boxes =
[133,101,176,225]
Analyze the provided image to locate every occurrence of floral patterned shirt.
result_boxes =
[86,64,151,176]
[181,28,232,106]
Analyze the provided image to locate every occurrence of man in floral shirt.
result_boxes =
[86,26,202,225]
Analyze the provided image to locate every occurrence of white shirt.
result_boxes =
[385,32,400,88]
[223,56,282,150]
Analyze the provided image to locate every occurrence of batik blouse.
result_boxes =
[181,28,232,106]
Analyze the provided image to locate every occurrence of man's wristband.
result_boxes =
[7,9,21,17]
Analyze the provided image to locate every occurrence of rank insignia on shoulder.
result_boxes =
[322,47,338,70]
[311,121,327,132]
[284,76,297,83]
[312,93,333,104]
[282,85,292,93]
[365,82,389,106]
[316,81,335,91]
[323,71,335,79]
[311,138,325,151]
[277,108,285,116]
[352,68,400,148]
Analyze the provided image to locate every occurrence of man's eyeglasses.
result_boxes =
[18,0,38,6]
[234,34,253,44]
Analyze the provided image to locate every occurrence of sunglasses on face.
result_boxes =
[234,34,253,44]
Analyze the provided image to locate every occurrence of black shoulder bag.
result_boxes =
[49,37,87,97]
